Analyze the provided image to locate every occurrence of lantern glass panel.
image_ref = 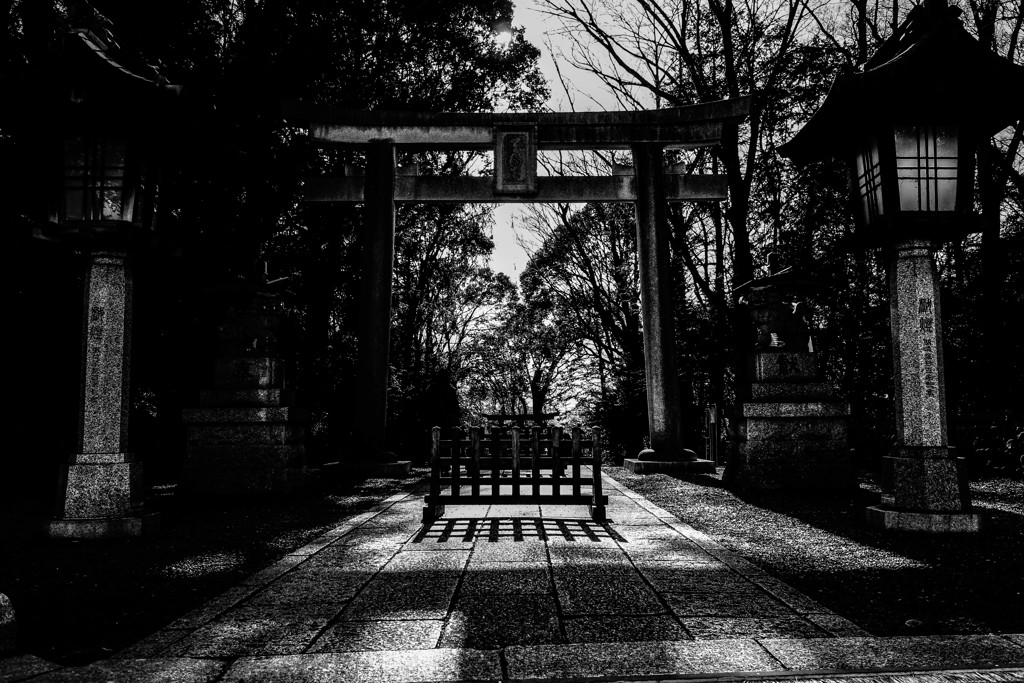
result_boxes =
[854,135,884,226]
[894,126,958,212]
[63,135,129,221]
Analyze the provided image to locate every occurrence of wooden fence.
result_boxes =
[422,425,608,524]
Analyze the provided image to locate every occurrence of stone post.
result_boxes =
[357,141,410,475]
[48,251,156,538]
[866,238,982,532]
[624,143,713,475]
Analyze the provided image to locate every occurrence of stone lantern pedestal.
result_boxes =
[866,239,983,532]
[48,250,158,538]
[181,287,316,496]
[726,266,855,492]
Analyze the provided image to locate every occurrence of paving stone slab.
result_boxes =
[805,613,872,637]
[1002,634,1024,648]
[411,520,483,546]
[681,616,825,639]
[289,534,343,556]
[637,564,753,593]
[219,603,342,623]
[110,628,193,659]
[545,523,618,545]
[482,504,542,518]
[222,649,502,683]
[554,571,667,616]
[308,620,443,652]
[505,638,785,679]
[548,544,630,565]
[446,518,548,543]
[0,654,61,681]
[30,658,226,682]
[342,575,461,621]
[334,528,416,549]
[300,546,399,572]
[760,635,1024,670]
[160,618,327,659]
[747,575,831,614]
[564,615,691,643]
[539,504,593,519]
[440,595,562,648]
[459,563,551,594]
[606,513,665,526]
[611,524,689,541]
[241,554,308,586]
[470,541,548,563]
[247,570,372,606]
[551,564,646,587]
[164,584,263,629]
[664,590,794,618]
[380,550,470,573]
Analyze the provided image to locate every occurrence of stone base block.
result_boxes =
[368,461,413,478]
[748,352,817,382]
[56,461,143,519]
[865,505,984,533]
[727,439,856,492]
[47,511,159,539]
[0,592,15,654]
[623,458,716,475]
[888,455,970,512]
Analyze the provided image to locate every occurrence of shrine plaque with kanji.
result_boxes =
[494,126,537,195]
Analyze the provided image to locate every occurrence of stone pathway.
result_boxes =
[2,469,1024,682]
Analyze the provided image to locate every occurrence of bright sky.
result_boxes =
[489,0,616,281]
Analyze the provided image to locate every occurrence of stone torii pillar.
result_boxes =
[624,143,714,475]
[356,140,410,475]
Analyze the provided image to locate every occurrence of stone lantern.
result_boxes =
[778,0,1024,532]
[25,19,180,537]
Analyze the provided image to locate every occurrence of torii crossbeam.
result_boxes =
[285,97,751,468]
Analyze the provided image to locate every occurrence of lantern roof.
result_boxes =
[0,2,179,129]
[778,0,1024,163]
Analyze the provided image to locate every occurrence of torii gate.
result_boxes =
[285,98,750,471]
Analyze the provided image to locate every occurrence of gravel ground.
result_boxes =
[605,466,1024,638]
[0,470,430,665]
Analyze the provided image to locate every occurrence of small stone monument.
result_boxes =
[181,283,316,496]
[726,260,856,492]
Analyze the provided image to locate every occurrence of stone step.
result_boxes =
[750,382,835,401]
[182,444,306,467]
[738,417,847,443]
[735,439,852,460]
[742,402,850,418]
[185,423,305,446]
[178,464,317,497]
[213,357,283,390]
[182,407,307,424]
[199,388,293,407]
